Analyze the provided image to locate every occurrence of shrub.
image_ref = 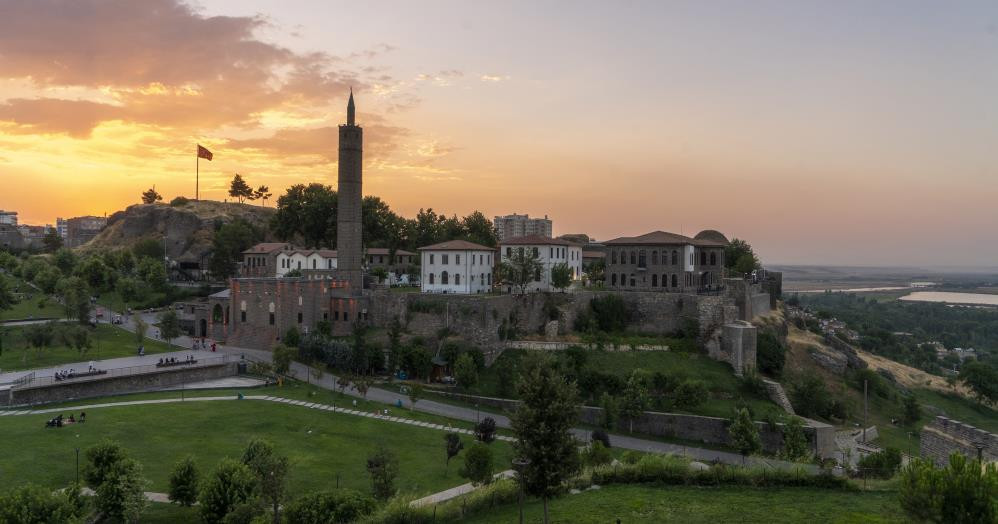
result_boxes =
[582,441,613,468]
[789,372,843,420]
[756,331,786,376]
[198,459,257,524]
[589,294,630,332]
[168,455,200,507]
[900,453,997,523]
[367,446,399,500]
[474,417,497,443]
[780,416,810,462]
[591,428,611,449]
[170,196,191,206]
[284,489,375,524]
[673,380,709,410]
[856,447,903,479]
[460,442,495,486]
[0,483,82,523]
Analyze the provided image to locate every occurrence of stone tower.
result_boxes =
[337,89,363,294]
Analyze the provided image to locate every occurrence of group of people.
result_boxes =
[192,337,217,352]
[53,364,101,381]
[157,355,196,366]
[45,411,86,428]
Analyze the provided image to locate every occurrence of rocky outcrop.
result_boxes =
[83,201,275,262]
[824,334,868,370]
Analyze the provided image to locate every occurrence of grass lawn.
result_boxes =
[0,387,516,497]
[474,348,777,419]
[0,294,64,321]
[0,323,178,372]
[464,484,905,523]
[144,502,196,523]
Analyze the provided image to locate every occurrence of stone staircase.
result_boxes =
[762,378,795,415]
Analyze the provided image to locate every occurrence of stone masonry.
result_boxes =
[920,416,997,467]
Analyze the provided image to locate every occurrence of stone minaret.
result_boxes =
[337,89,363,294]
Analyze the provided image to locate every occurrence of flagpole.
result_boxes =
[196,146,199,201]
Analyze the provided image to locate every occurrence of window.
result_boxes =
[700,252,707,266]
[710,252,717,265]
[456,254,460,264]
[612,273,617,286]
[429,273,435,284]
[550,247,553,258]
[455,273,461,285]
[442,254,449,264]
[630,274,636,287]
[442,271,449,285]
[343,312,348,322]
[334,311,340,320]
[652,274,658,287]
[534,267,541,282]
[297,312,303,324]
[532,247,539,257]
[328,259,333,269]
[297,260,302,269]
[630,251,636,264]
[241,311,246,322]
[481,273,485,284]
[487,273,491,285]
[672,250,678,265]
[506,247,512,257]
[672,274,678,287]
[638,250,646,268]
[269,313,275,325]
[312,259,317,269]
[430,254,435,264]
[611,250,617,264]
[652,251,658,265]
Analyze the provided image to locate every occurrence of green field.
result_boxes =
[464,484,905,523]
[475,348,777,418]
[0,384,515,498]
[0,323,178,372]
[0,294,64,321]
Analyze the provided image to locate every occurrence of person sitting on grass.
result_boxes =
[79,412,86,423]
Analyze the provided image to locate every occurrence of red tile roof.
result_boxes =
[604,230,727,247]
[500,234,580,247]
[242,242,294,254]
[418,240,495,251]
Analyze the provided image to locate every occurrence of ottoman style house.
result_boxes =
[604,229,727,292]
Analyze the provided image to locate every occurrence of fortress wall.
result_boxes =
[920,416,998,467]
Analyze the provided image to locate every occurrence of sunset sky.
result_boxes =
[1,0,996,266]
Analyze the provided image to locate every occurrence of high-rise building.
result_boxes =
[336,89,364,295]
[493,213,552,242]
[56,217,68,239]
[0,210,17,226]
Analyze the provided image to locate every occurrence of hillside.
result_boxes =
[82,200,276,263]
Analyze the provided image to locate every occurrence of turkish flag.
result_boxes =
[197,144,213,161]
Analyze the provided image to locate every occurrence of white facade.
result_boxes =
[499,240,583,293]
[420,248,494,294]
[0,211,17,226]
[276,250,337,277]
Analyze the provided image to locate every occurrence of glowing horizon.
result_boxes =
[2,0,997,266]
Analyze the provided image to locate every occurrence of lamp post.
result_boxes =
[512,457,531,524]
[75,447,80,485]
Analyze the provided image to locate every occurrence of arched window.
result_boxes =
[638,250,646,268]
[710,252,717,265]
[429,273,435,284]
[700,252,707,266]
[212,304,223,322]
[611,273,617,286]
[441,271,449,285]
[455,273,461,285]
[652,251,658,265]
[652,274,658,287]
[630,251,636,265]
[629,274,636,287]
[671,274,678,288]
[671,250,678,265]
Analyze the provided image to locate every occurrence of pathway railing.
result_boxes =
[13,355,234,390]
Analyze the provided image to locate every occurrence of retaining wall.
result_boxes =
[920,416,998,467]
[6,362,239,407]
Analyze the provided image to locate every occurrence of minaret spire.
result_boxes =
[346,87,355,125]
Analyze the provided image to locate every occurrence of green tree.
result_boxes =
[253,185,272,206]
[0,275,15,312]
[209,219,262,279]
[199,459,257,524]
[407,382,424,409]
[94,457,147,523]
[34,264,62,294]
[42,229,63,252]
[724,238,759,271]
[734,254,757,275]
[136,256,167,291]
[116,276,143,306]
[83,439,128,489]
[673,379,709,410]
[168,456,200,507]
[499,247,543,294]
[241,439,289,524]
[511,354,580,523]
[454,352,479,391]
[959,361,998,406]
[134,316,148,346]
[620,372,649,433]
[857,447,903,479]
[460,442,495,486]
[0,483,81,523]
[366,446,399,500]
[57,276,91,324]
[158,309,182,346]
[902,395,922,426]
[598,392,621,430]
[444,433,464,472]
[272,345,297,375]
[756,331,786,376]
[495,356,517,397]
[780,416,810,461]
[228,174,254,203]
[132,238,165,260]
[77,256,111,291]
[141,186,163,204]
[460,211,498,248]
[550,262,573,292]
[271,183,338,248]
[900,453,997,523]
[728,408,762,463]
[474,417,497,444]
[60,324,92,358]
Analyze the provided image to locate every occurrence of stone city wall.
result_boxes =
[920,416,998,467]
[436,391,834,458]
[6,362,238,407]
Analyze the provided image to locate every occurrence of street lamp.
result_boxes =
[512,457,531,524]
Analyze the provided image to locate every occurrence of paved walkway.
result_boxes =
[411,470,516,507]
[3,307,819,473]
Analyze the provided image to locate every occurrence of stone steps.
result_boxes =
[762,378,795,415]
